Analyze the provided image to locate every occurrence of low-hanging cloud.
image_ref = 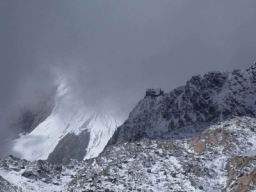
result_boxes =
[0,0,256,155]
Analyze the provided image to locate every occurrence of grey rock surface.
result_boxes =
[48,130,90,165]
[109,64,256,145]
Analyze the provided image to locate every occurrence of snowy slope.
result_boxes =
[1,65,256,191]
[84,113,120,159]
[12,77,120,161]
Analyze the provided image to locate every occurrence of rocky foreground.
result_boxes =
[1,65,256,191]
[0,117,255,191]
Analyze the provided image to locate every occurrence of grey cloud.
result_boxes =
[0,0,256,154]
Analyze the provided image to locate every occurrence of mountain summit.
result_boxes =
[1,64,256,191]
[108,64,256,145]
[12,76,120,164]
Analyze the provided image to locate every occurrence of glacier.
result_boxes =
[12,76,121,162]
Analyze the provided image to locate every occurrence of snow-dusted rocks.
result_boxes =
[1,65,256,191]
[0,175,20,192]
[109,65,256,145]
[0,155,81,192]
[67,117,256,192]
[2,117,255,191]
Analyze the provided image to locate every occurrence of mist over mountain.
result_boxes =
[0,64,256,191]
[1,1,256,157]
[1,1,256,191]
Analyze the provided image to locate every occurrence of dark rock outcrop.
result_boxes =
[48,130,90,165]
[108,65,256,145]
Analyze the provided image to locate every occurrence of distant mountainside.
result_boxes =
[0,64,256,191]
[108,64,256,145]
[12,77,120,164]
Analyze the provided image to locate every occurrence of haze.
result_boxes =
[0,1,256,154]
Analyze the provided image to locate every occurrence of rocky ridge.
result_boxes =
[1,65,256,191]
[67,116,256,192]
[0,117,256,191]
[109,64,256,145]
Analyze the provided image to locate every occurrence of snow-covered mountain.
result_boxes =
[1,64,256,191]
[1,116,256,192]
[12,76,120,163]
[108,64,256,145]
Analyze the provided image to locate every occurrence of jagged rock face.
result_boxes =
[0,64,256,191]
[109,65,256,145]
[67,117,256,192]
[1,117,256,192]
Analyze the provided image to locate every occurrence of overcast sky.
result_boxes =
[0,1,256,141]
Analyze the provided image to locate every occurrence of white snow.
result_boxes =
[13,76,121,161]
[84,113,120,159]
